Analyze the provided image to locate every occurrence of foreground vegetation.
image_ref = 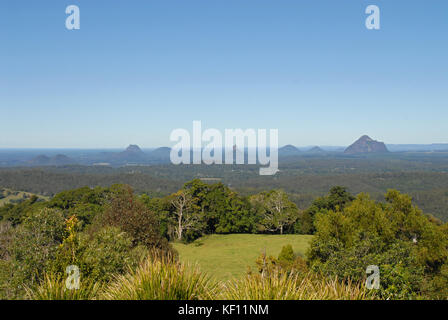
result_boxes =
[0,178,447,299]
[26,250,373,300]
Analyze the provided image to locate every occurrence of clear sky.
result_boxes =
[1,0,447,148]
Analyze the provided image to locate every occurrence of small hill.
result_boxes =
[279,145,301,156]
[28,154,75,166]
[307,146,325,153]
[116,145,146,161]
[149,147,171,161]
[121,144,145,156]
[51,154,75,165]
[344,135,389,154]
[29,155,51,165]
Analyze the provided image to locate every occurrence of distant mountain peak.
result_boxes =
[279,145,301,156]
[33,155,50,162]
[149,147,171,160]
[359,135,373,141]
[280,144,299,151]
[53,154,70,160]
[28,154,75,166]
[307,146,324,153]
[344,135,389,154]
[125,144,144,154]
[115,144,146,161]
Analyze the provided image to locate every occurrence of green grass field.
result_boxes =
[0,188,49,206]
[173,234,313,281]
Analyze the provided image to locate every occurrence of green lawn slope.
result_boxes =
[173,234,313,281]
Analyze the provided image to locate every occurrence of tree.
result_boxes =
[326,186,355,211]
[295,186,354,234]
[214,193,257,234]
[257,190,299,234]
[101,185,173,254]
[199,182,258,234]
[143,195,175,240]
[307,190,448,299]
[170,189,202,241]
[48,186,109,229]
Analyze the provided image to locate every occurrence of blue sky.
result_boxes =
[1,0,447,148]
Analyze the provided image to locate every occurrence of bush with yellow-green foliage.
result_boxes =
[50,224,148,284]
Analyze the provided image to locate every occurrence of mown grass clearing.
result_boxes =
[173,234,313,281]
[0,188,49,206]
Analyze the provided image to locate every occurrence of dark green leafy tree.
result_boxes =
[307,190,448,299]
[214,193,256,234]
[295,186,354,234]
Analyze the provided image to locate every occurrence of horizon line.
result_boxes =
[1,142,448,150]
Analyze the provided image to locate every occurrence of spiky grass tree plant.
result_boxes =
[220,270,375,300]
[26,273,101,300]
[102,255,216,300]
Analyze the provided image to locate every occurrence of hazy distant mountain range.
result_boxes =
[28,154,76,166]
[0,135,447,167]
[386,144,448,152]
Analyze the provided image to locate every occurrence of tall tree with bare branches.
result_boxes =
[258,190,299,234]
[170,189,202,240]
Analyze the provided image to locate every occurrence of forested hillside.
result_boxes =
[1,162,447,220]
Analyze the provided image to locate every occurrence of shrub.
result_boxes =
[79,227,148,283]
[278,245,295,263]
[50,223,148,284]
[254,246,308,277]
[5,208,66,298]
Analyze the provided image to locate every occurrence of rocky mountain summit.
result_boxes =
[344,135,389,154]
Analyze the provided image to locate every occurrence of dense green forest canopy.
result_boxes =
[1,156,447,220]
